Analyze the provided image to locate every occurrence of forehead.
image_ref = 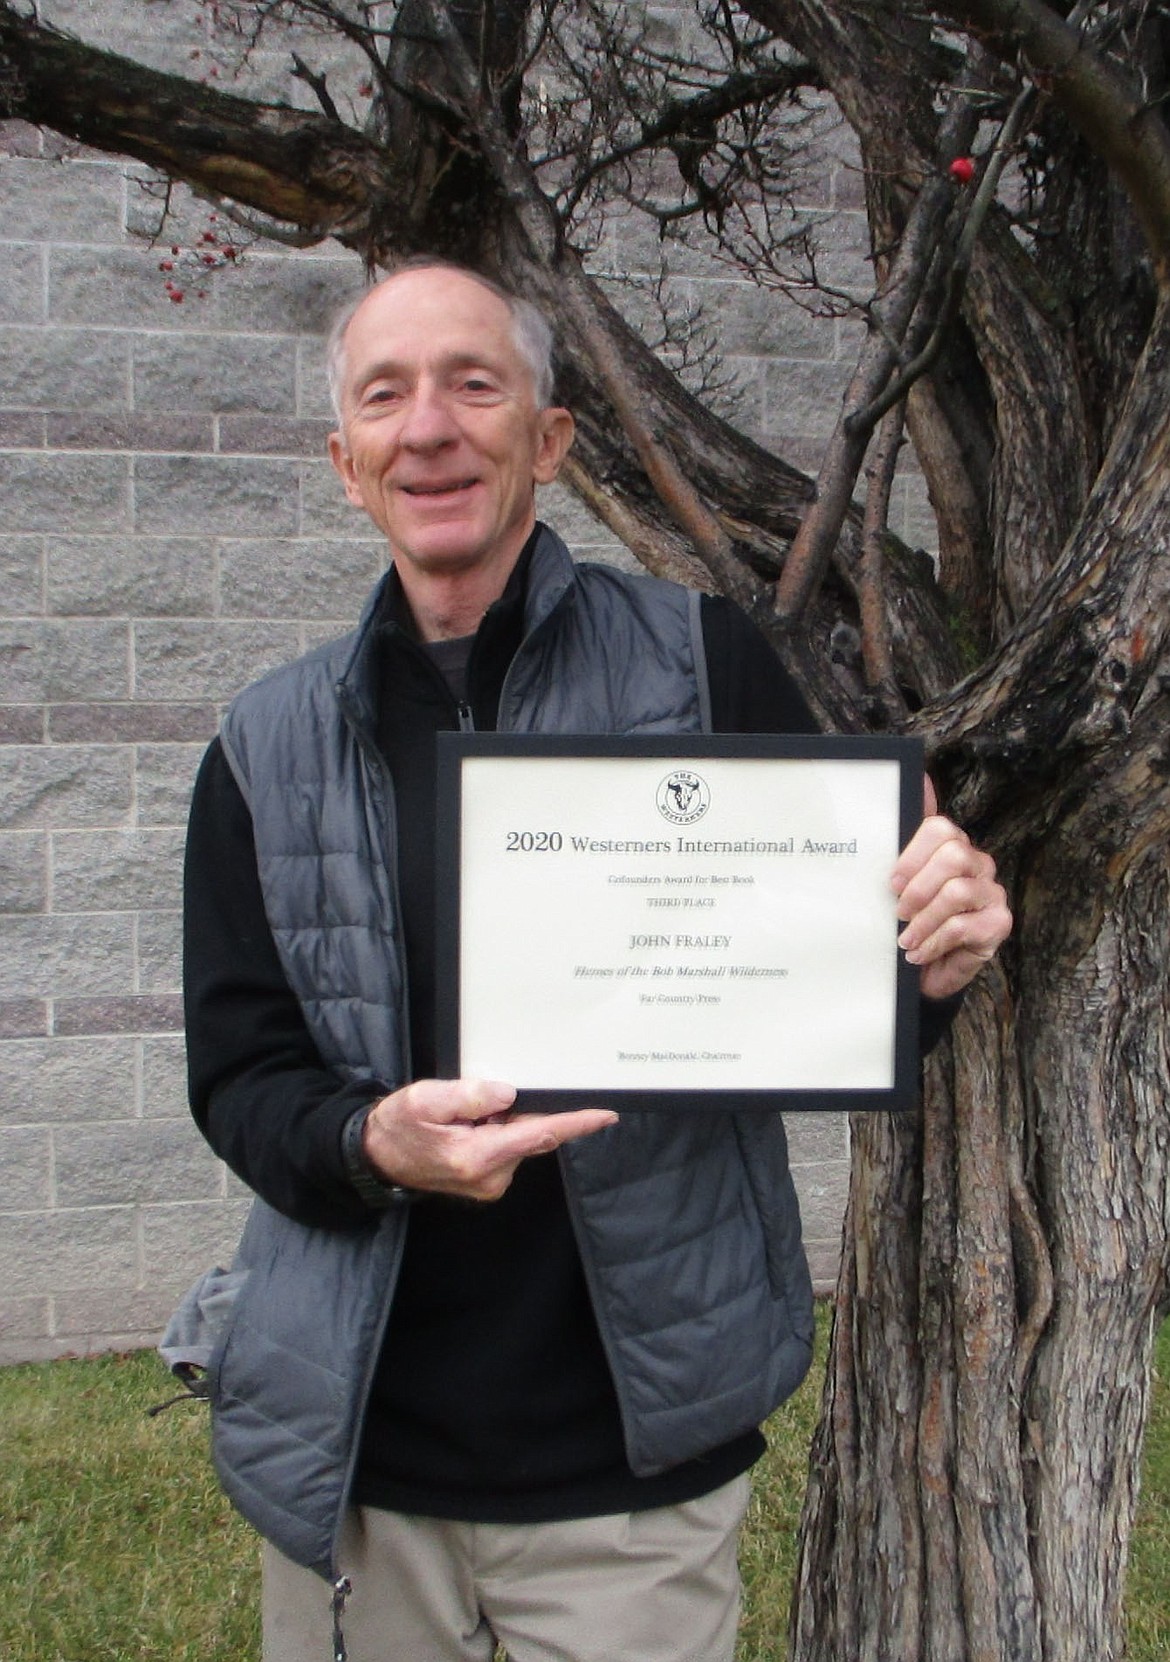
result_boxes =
[342,271,523,380]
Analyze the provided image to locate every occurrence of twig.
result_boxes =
[859,401,907,720]
[773,81,982,622]
[846,80,1037,438]
[291,51,342,124]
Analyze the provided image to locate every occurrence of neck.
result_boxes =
[395,531,532,643]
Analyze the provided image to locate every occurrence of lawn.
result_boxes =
[1,1312,1166,1661]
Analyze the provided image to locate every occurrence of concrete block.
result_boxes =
[134,743,205,828]
[0,1034,138,1125]
[0,156,125,243]
[0,830,47,913]
[46,412,212,452]
[0,619,129,700]
[784,1112,850,1167]
[218,414,335,457]
[0,244,46,323]
[50,247,215,330]
[54,1117,223,1207]
[53,994,182,1036]
[141,1197,253,1285]
[685,278,831,361]
[50,827,185,912]
[0,326,130,409]
[0,746,133,829]
[297,334,335,419]
[899,474,940,555]
[0,1295,51,1347]
[218,536,381,619]
[0,1000,49,1039]
[0,1205,138,1295]
[122,170,229,244]
[0,709,43,744]
[135,908,181,993]
[49,705,217,744]
[133,619,301,700]
[762,358,851,442]
[52,1285,180,1343]
[790,1158,851,1240]
[803,1236,842,1293]
[0,1125,51,1209]
[209,249,364,334]
[45,535,215,617]
[133,454,300,536]
[0,913,135,998]
[299,457,367,536]
[0,411,45,446]
[0,453,131,533]
[140,1035,188,1120]
[537,483,626,558]
[133,332,297,414]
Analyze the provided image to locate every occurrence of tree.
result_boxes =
[4,2,1167,1657]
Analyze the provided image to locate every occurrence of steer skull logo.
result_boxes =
[655,769,711,826]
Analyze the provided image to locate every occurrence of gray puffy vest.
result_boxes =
[203,527,813,1580]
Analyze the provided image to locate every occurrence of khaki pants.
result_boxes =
[262,1474,751,1662]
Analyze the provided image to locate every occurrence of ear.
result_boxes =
[328,429,366,508]
[532,407,576,485]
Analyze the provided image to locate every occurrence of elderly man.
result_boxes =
[182,260,1011,1662]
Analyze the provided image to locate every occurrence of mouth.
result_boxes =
[399,478,478,497]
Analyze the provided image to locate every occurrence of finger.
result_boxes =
[896,857,1002,950]
[433,1109,620,1203]
[900,893,1012,968]
[893,831,991,923]
[394,1077,519,1127]
[477,1107,619,1166]
[890,814,970,898]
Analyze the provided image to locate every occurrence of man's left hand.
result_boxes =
[891,780,1012,1001]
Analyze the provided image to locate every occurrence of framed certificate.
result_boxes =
[435,734,923,1111]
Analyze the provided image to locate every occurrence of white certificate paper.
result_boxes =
[436,735,922,1111]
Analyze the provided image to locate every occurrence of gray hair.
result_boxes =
[326,258,557,423]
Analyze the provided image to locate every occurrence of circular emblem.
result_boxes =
[656,769,710,826]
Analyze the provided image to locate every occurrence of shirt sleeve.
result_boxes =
[183,737,386,1227]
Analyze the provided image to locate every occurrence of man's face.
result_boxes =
[328,269,574,588]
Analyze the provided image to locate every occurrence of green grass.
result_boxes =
[0,1315,1165,1661]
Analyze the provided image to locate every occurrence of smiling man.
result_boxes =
[180,260,1011,1662]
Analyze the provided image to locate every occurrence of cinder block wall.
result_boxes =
[0,17,934,1364]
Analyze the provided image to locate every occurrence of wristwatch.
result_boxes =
[340,1102,415,1209]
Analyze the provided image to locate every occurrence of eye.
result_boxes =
[361,383,404,408]
[460,374,501,397]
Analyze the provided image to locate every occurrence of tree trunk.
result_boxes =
[791,298,1170,1662]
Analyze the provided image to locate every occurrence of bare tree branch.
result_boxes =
[939,0,1170,280]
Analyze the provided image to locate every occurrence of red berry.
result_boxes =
[171,245,180,255]
[159,259,174,271]
[169,289,184,303]
[949,156,975,184]
[222,245,237,260]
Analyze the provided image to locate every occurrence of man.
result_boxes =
[181,260,1011,1662]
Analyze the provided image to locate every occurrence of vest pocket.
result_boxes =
[158,1263,250,1403]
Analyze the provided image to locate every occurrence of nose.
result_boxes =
[399,380,458,450]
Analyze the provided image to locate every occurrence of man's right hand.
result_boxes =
[361,1079,618,1202]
